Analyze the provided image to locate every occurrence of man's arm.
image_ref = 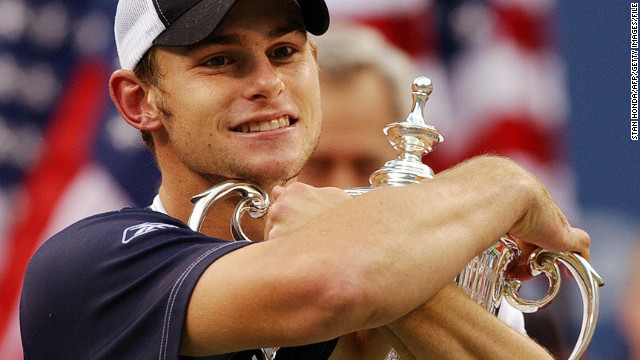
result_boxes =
[327,330,395,360]
[181,156,589,356]
[329,285,552,360]
[381,284,553,360]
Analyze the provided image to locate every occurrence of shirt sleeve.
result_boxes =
[20,208,252,360]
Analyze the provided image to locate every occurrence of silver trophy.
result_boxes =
[188,77,604,360]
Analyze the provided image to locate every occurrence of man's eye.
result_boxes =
[270,46,294,59]
[204,56,231,67]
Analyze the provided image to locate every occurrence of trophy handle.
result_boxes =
[188,180,270,240]
[503,250,605,360]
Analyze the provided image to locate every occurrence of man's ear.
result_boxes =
[309,38,318,60]
[109,70,164,132]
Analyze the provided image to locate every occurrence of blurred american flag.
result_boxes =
[0,0,159,357]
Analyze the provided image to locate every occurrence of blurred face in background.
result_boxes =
[297,67,398,188]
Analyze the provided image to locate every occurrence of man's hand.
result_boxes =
[502,167,590,280]
[508,178,590,261]
[265,182,351,240]
[436,156,591,279]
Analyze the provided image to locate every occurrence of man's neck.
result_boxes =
[152,138,289,242]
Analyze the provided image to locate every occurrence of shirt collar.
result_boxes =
[149,194,168,215]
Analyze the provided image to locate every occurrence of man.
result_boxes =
[20,0,590,359]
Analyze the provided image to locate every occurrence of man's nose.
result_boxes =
[244,56,285,101]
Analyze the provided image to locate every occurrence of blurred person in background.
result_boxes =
[297,23,411,188]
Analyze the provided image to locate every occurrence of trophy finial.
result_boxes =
[368,76,444,187]
[413,76,433,99]
[406,76,433,128]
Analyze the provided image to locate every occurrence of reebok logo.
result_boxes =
[122,222,179,244]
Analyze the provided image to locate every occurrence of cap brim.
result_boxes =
[154,0,235,47]
[297,0,330,36]
[154,0,329,47]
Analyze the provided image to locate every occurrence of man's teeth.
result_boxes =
[239,116,290,133]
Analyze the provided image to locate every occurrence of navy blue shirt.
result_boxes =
[20,208,337,359]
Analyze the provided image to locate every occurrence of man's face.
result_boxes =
[151,0,322,187]
[297,68,398,189]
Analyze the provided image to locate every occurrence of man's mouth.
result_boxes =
[233,115,294,133]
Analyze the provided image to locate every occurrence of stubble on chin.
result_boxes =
[195,155,302,190]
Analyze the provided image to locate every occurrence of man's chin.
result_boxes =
[232,166,301,188]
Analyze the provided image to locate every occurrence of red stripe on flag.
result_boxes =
[493,5,556,51]
[463,114,556,163]
[354,6,439,57]
[425,114,558,174]
[0,59,110,342]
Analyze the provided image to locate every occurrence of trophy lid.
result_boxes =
[369,76,444,187]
